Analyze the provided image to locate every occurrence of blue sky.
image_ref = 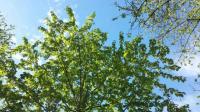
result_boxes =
[0,0,199,111]
[0,0,133,44]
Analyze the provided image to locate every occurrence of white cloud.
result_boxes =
[178,55,200,77]
[174,92,200,112]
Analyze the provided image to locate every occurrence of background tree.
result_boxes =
[1,7,190,111]
[114,0,200,62]
[0,14,22,111]
[0,14,14,75]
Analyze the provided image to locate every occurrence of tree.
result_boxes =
[115,0,200,105]
[0,14,20,110]
[114,0,200,62]
[0,14,14,74]
[0,7,190,111]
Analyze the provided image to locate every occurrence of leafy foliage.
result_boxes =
[0,14,20,111]
[115,0,200,104]
[0,7,190,111]
[115,0,200,58]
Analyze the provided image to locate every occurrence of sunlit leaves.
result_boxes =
[0,7,190,111]
[66,6,76,24]
[80,12,96,32]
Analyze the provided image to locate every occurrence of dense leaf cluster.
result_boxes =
[0,7,190,111]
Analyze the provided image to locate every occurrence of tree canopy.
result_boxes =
[0,14,19,110]
[0,7,191,111]
[115,0,200,104]
[115,0,200,59]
